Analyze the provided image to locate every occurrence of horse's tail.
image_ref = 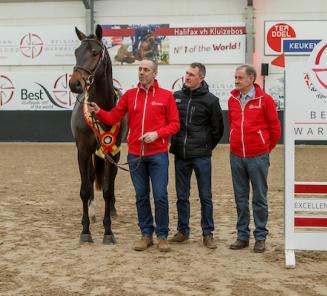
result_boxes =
[93,154,104,191]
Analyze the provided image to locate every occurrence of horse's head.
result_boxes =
[69,25,109,94]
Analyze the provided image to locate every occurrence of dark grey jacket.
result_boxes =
[169,81,224,159]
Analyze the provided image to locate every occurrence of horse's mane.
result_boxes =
[87,33,97,39]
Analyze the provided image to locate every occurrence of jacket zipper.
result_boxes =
[241,105,245,157]
[189,106,195,123]
[141,89,149,156]
[183,93,192,158]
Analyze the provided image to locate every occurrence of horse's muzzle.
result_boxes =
[69,79,83,94]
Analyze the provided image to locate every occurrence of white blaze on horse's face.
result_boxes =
[138,60,157,89]
[184,67,204,91]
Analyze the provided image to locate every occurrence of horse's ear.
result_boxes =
[75,27,86,41]
[95,24,103,41]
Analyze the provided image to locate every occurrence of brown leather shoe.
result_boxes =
[229,239,249,250]
[134,235,153,251]
[254,240,266,253]
[168,232,189,243]
[157,237,171,252]
[203,234,217,249]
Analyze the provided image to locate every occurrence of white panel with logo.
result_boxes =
[0,26,84,65]
[285,40,327,268]
[0,71,77,110]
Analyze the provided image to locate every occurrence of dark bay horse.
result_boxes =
[69,25,127,244]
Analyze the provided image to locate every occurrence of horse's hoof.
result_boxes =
[103,234,116,245]
[80,233,93,243]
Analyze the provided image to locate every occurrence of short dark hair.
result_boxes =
[236,64,257,82]
[142,58,158,72]
[190,62,206,77]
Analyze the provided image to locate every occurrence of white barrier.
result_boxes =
[284,40,327,268]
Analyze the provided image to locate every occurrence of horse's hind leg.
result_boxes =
[78,151,94,243]
[102,160,118,244]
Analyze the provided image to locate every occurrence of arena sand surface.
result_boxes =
[1,143,327,296]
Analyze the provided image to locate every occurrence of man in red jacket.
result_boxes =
[88,59,180,252]
[228,64,281,253]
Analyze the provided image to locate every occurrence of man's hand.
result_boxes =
[139,131,158,143]
[87,102,100,114]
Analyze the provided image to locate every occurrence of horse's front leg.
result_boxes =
[78,151,94,243]
[102,159,118,244]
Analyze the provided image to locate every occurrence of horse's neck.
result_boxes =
[90,76,115,111]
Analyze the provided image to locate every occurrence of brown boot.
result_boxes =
[134,235,153,251]
[253,240,266,253]
[168,232,189,243]
[229,239,249,250]
[157,237,171,252]
[203,234,217,249]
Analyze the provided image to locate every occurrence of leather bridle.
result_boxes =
[73,38,107,88]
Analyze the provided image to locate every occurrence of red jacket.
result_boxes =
[228,84,281,157]
[96,80,180,156]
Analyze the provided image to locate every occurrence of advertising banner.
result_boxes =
[0,26,84,65]
[265,73,285,111]
[113,66,235,110]
[0,71,77,110]
[265,20,327,56]
[102,23,246,65]
[0,67,235,111]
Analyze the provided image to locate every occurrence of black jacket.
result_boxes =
[170,81,224,159]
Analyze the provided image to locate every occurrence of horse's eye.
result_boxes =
[92,49,98,56]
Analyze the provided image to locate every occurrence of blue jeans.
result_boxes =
[174,156,214,236]
[230,152,270,241]
[128,152,169,238]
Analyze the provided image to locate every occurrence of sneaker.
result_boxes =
[134,235,153,251]
[157,237,171,252]
[168,232,189,243]
[203,234,217,249]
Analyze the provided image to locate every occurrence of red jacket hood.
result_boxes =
[137,79,159,92]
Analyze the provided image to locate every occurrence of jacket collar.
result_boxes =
[231,83,264,100]
[182,80,209,96]
[137,79,159,92]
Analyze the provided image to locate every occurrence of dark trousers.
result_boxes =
[230,152,270,241]
[128,152,169,238]
[174,156,214,236]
